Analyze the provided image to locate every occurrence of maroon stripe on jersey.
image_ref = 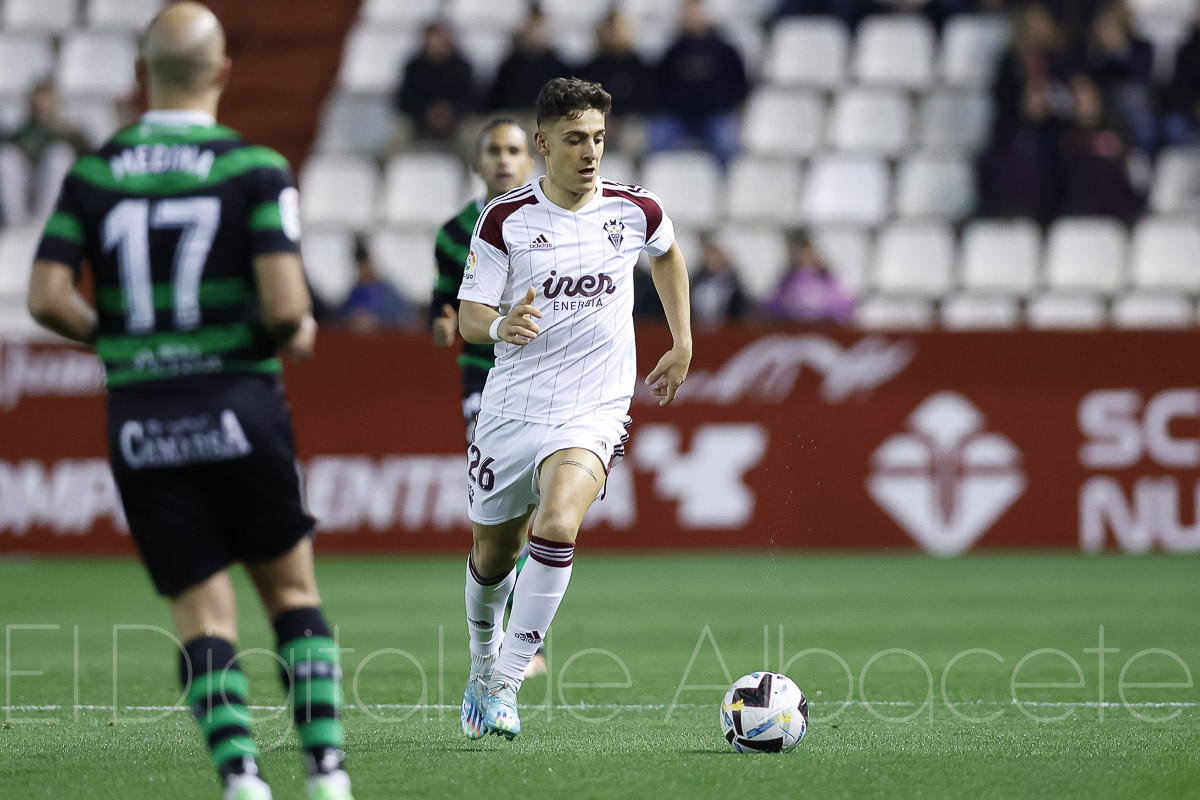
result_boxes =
[602,183,663,242]
[477,192,538,255]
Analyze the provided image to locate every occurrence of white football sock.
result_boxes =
[494,536,574,689]
[465,553,516,678]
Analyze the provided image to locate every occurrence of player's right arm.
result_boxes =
[460,288,542,346]
[254,252,316,359]
[457,210,541,346]
[28,176,98,345]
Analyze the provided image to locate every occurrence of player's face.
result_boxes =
[477,124,534,198]
[540,109,606,197]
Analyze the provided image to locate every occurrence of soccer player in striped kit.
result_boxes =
[456,78,693,740]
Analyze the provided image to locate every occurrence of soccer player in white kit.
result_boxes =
[456,78,693,740]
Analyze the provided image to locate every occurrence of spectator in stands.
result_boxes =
[0,78,88,226]
[1163,16,1200,145]
[691,234,750,327]
[647,0,749,167]
[394,22,475,143]
[581,10,654,149]
[342,235,414,332]
[1057,74,1144,222]
[1070,0,1155,152]
[992,4,1071,126]
[765,234,854,325]
[977,80,1064,224]
[487,9,572,113]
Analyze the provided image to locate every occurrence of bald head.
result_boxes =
[141,2,227,96]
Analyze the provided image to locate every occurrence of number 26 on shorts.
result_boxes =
[467,445,495,492]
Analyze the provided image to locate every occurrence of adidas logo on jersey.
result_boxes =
[530,234,553,250]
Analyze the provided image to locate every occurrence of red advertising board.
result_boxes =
[1,327,1197,555]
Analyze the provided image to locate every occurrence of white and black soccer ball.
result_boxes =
[719,671,808,753]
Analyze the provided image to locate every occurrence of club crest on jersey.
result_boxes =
[604,220,625,251]
[530,234,553,250]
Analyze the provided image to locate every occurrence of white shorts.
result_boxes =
[466,410,631,525]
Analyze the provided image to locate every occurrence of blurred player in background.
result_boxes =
[26,5,353,799]
[457,77,692,741]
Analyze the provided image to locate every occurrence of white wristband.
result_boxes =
[488,316,504,343]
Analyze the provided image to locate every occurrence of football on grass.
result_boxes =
[720,671,808,753]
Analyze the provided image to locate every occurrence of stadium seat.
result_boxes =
[641,151,722,228]
[3,0,77,32]
[455,28,511,86]
[0,95,24,131]
[1149,145,1200,214]
[88,0,162,30]
[370,227,438,302]
[449,0,528,31]
[632,19,675,63]
[553,27,597,67]
[852,15,936,89]
[855,295,935,329]
[1025,294,1106,329]
[728,156,802,224]
[941,294,1021,329]
[707,0,776,25]
[359,0,441,25]
[722,21,766,80]
[939,14,1012,87]
[959,219,1041,295]
[619,0,685,26]
[874,220,956,297]
[599,152,638,186]
[1111,293,1194,328]
[741,88,824,158]
[314,93,394,157]
[895,150,975,221]
[810,226,872,298]
[57,33,138,98]
[542,0,612,26]
[301,228,357,309]
[918,90,993,152]
[764,18,849,89]
[61,96,120,147]
[382,153,467,227]
[714,225,788,302]
[1044,218,1128,294]
[1130,216,1200,291]
[0,35,56,96]
[338,26,420,95]
[0,225,40,300]
[299,155,379,229]
[802,154,890,226]
[827,87,912,156]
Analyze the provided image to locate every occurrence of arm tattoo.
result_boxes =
[562,460,599,482]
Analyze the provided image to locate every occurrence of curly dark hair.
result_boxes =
[534,77,612,128]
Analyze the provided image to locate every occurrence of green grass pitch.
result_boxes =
[2,553,1198,799]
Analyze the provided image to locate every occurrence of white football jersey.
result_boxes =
[458,176,676,424]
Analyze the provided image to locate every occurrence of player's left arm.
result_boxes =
[27,260,98,345]
[646,241,692,407]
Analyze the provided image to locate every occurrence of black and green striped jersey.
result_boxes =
[36,110,301,390]
[432,199,496,379]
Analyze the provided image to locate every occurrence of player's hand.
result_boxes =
[646,345,691,407]
[286,313,317,361]
[499,286,542,346]
[432,304,458,347]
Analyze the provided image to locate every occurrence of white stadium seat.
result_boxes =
[314,93,394,156]
[959,219,1041,295]
[874,221,956,297]
[939,14,1011,87]
[0,225,41,299]
[301,228,357,308]
[57,33,138,98]
[0,36,56,96]
[553,27,597,66]
[370,227,439,301]
[1150,145,1200,214]
[714,225,788,302]
[810,226,872,298]
[88,0,163,30]
[802,154,890,226]
[300,155,379,229]
[641,151,722,228]
[941,294,1021,329]
[1130,217,1200,291]
[383,153,466,227]
[855,296,935,329]
[542,0,612,26]
[728,156,802,224]
[742,88,824,158]
[338,26,420,94]
[1026,294,1106,329]
[359,0,441,25]
[1111,293,1194,328]
[707,0,776,24]
[895,150,975,221]
[918,90,993,152]
[765,18,849,89]
[3,0,77,32]
[455,27,511,86]
[619,0,685,26]
[0,95,24,131]
[61,96,121,146]
[598,152,637,187]
[449,0,527,31]
[1045,218,1128,294]
[827,88,911,156]
[852,15,935,89]
[723,21,767,80]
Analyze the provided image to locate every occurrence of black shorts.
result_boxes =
[107,374,315,596]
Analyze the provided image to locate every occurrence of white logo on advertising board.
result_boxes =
[867,392,1026,556]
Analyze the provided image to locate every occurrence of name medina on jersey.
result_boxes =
[542,270,617,311]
